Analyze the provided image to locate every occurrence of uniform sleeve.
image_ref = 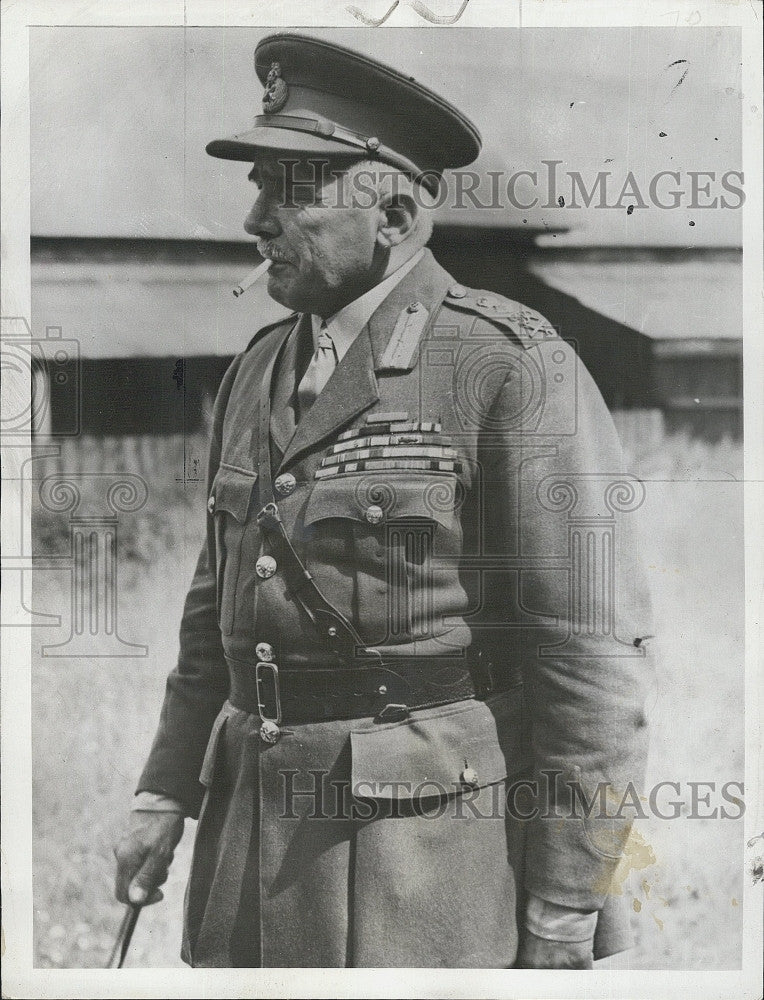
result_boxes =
[480,340,656,914]
[136,354,243,818]
[132,791,186,814]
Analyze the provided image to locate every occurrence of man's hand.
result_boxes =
[114,811,184,906]
[516,928,594,969]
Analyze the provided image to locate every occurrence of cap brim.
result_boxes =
[206,127,364,163]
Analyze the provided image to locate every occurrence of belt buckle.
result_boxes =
[256,501,280,529]
[376,703,409,722]
[255,660,282,743]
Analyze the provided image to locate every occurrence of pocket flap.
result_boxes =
[199,703,232,787]
[305,473,460,532]
[350,688,526,799]
[210,465,258,523]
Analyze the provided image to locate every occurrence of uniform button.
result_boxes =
[460,766,479,788]
[255,555,277,579]
[365,504,384,524]
[476,296,492,307]
[448,284,467,299]
[378,685,388,695]
[407,301,421,313]
[327,626,338,638]
[274,473,297,496]
[255,642,274,661]
[207,494,216,515]
[259,720,281,744]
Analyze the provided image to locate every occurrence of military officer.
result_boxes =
[115,33,655,969]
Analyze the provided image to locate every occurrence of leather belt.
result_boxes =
[226,651,501,727]
[257,501,369,663]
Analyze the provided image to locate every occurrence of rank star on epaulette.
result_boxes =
[475,295,506,313]
[444,288,558,350]
[473,297,532,324]
[517,309,557,340]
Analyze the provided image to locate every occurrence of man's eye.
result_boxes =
[283,183,321,207]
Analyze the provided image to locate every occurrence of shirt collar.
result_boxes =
[310,248,425,362]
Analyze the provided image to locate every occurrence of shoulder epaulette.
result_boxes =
[441,284,558,350]
[244,312,298,353]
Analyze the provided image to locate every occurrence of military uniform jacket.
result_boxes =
[139,249,655,968]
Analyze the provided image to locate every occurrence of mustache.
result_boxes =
[257,240,296,265]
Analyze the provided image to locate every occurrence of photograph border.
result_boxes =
[2,2,762,997]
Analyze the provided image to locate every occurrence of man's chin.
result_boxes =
[266,267,298,308]
[266,268,319,315]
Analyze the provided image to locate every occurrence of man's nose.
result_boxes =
[244,190,281,239]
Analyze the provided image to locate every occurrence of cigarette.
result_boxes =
[233,258,272,297]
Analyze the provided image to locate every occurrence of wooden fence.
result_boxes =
[34,433,210,482]
[32,413,680,489]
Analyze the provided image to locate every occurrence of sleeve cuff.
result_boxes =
[132,791,187,814]
[525,893,598,943]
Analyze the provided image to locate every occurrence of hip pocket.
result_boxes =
[198,702,234,787]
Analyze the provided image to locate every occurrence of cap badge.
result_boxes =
[262,62,289,114]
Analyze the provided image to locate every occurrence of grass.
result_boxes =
[602,431,745,970]
[30,430,745,969]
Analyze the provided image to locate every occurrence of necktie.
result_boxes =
[297,320,337,415]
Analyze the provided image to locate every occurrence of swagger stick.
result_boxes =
[106,904,141,969]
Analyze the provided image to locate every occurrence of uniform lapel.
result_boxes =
[277,249,454,472]
[270,314,308,454]
[239,316,296,475]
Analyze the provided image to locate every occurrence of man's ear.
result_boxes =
[376,193,418,249]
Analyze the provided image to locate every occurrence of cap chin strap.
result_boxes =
[252,113,441,195]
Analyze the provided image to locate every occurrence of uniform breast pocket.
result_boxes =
[303,472,464,643]
[208,465,258,635]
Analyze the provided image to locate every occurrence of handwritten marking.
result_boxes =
[347,0,471,25]
[666,59,690,96]
[407,0,472,24]
[346,1,399,25]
